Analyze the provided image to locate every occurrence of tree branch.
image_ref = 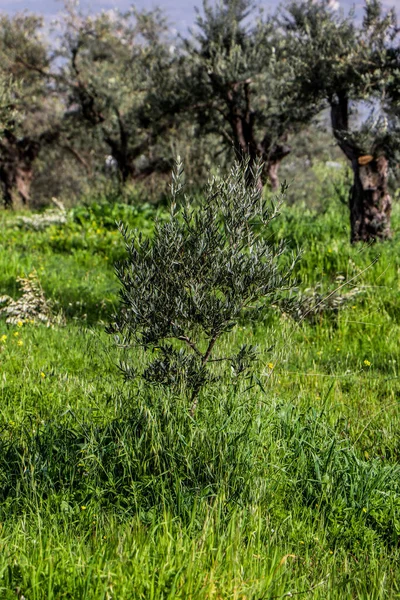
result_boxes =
[177,335,203,357]
[60,143,92,174]
[202,333,219,366]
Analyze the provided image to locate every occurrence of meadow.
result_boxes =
[1,168,400,599]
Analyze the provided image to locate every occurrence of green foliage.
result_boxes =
[0,74,20,132]
[0,13,60,136]
[1,177,400,595]
[180,0,319,186]
[57,4,175,183]
[282,0,398,157]
[108,159,293,407]
[281,0,358,102]
[1,0,399,210]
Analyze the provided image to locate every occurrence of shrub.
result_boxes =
[0,272,62,326]
[108,159,295,412]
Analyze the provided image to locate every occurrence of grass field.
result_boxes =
[1,183,400,598]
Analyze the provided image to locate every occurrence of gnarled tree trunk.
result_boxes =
[330,93,392,243]
[0,133,40,208]
[350,155,391,242]
[223,80,292,191]
[0,129,60,209]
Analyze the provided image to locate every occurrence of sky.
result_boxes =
[0,0,392,32]
[0,0,199,32]
[1,0,395,32]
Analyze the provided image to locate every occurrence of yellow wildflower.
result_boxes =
[17,340,23,347]
[81,506,87,510]
[13,331,19,337]
[17,320,23,327]
[267,362,274,369]
[1,335,7,343]
[363,360,371,367]
[40,372,45,378]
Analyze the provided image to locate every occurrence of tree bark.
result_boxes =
[265,143,292,191]
[0,133,40,208]
[349,156,391,242]
[14,164,35,208]
[0,164,34,209]
[224,81,292,191]
[266,160,280,191]
[330,94,392,242]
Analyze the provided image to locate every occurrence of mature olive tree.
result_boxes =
[0,14,62,207]
[180,0,319,190]
[281,0,398,242]
[56,4,177,185]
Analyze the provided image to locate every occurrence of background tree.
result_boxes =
[282,0,398,242]
[180,0,320,190]
[0,14,63,208]
[57,4,177,186]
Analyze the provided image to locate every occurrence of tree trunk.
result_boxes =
[266,159,282,191]
[349,155,391,243]
[330,94,392,242]
[0,161,34,209]
[0,132,40,208]
[265,144,291,191]
[0,169,13,208]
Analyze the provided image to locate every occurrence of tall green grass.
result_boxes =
[1,180,400,598]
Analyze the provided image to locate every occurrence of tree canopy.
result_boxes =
[0,0,400,241]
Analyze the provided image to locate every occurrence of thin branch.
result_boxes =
[219,127,235,146]
[115,106,128,152]
[244,78,252,124]
[60,143,92,174]
[190,333,220,416]
[14,54,66,84]
[177,335,203,357]
[202,333,219,366]
[208,356,231,363]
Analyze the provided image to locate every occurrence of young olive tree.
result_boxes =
[108,159,294,413]
[281,0,398,242]
[179,0,319,190]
